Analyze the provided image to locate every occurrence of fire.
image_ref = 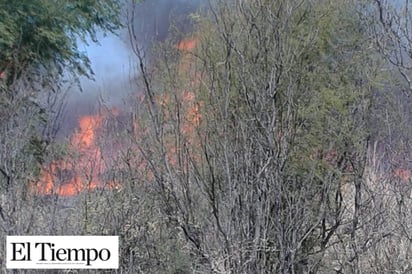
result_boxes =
[394,168,411,182]
[177,38,197,51]
[73,115,102,148]
[181,91,202,135]
[34,37,202,196]
[160,38,203,168]
[34,111,119,196]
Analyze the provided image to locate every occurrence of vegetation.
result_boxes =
[2,0,412,273]
[0,0,121,270]
[0,0,120,84]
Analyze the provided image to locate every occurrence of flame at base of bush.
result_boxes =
[33,38,202,196]
[33,111,120,196]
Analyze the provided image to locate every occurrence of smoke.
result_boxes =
[62,0,205,135]
[130,0,204,42]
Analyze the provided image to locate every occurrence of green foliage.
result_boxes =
[293,0,378,163]
[0,0,121,85]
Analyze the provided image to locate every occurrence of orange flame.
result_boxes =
[73,115,102,148]
[34,37,202,196]
[34,110,119,196]
[157,37,204,168]
[177,38,197,51]
[394,168,411,182]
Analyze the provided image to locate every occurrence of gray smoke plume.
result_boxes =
[62,0,205,135]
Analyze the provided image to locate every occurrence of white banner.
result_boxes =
[6,236,118,269]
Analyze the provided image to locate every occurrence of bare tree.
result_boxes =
[126,0,385,273]
[369,0,412,92]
